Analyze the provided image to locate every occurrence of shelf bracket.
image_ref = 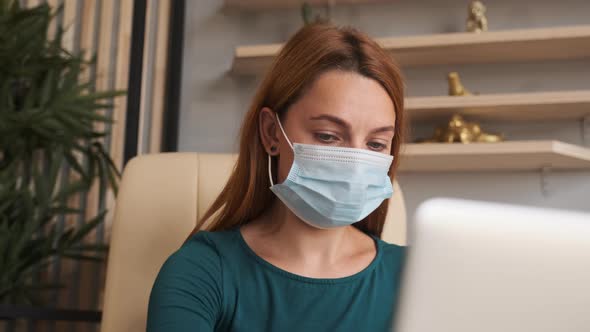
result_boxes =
[582,115,590,147]
[540,165,552,198]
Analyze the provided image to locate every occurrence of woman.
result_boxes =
[147,22,406,331]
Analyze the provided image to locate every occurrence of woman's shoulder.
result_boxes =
[158,228,240,276]
[184,227,239,248]
[148,230,238,331]
[376,237,406,268]
[176,227,240,259]
[378,239,405,254]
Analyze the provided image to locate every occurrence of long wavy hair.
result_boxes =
[188,23,406,239]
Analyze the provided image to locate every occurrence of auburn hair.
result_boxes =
[187,22,405,240]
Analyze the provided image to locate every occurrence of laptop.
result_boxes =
[392,197,590,332]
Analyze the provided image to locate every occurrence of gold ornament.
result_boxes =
[415,114,504,144]
[448,72,472,96]
[466,1,488,33]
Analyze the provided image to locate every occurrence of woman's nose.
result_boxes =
[348,139,366,150]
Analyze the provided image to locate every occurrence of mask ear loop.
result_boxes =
[268,112,293,187]
[275,112,293,149]
[268,154,275,187]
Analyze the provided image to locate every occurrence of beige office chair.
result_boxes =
[99,152,407,332]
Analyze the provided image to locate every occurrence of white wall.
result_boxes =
[179,0,590,223]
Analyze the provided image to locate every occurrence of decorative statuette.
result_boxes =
[466,1,488,33]
[448,72,472,96]
[416,114,504,144]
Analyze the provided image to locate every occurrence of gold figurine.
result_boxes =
[448,72,472,96]
[466,1,488,33]
[415,114,504,144]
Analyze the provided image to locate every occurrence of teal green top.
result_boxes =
[146,227,405,332]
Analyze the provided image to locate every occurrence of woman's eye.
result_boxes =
[367,141,387,151]
[315,133,339,143]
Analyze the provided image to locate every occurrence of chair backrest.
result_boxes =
[99,152,407,332]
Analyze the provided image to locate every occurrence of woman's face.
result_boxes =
[260,69,396,184]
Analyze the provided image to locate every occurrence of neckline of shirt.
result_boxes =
[233,226,383,285]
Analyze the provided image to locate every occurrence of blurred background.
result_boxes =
[1,0,589,331]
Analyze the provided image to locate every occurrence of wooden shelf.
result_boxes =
[398,140,590,172]
[406,90,590,122]
[223,0,393,10]
[231,25,590,75]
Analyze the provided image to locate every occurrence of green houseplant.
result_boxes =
[0,0,123,304]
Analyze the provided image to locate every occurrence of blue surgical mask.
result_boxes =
[268,113,395,229]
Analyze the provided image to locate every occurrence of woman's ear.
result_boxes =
[259,107,280,156]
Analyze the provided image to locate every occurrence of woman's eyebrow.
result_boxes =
[370,126,395,134]
[310,114,395,134]
[309,114,351,130]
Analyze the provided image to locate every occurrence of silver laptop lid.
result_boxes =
[393,198,590,332]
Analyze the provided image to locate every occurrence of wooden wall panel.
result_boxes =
[139,0,171,154]
[3,1,174,331]
[149,0,171,153]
